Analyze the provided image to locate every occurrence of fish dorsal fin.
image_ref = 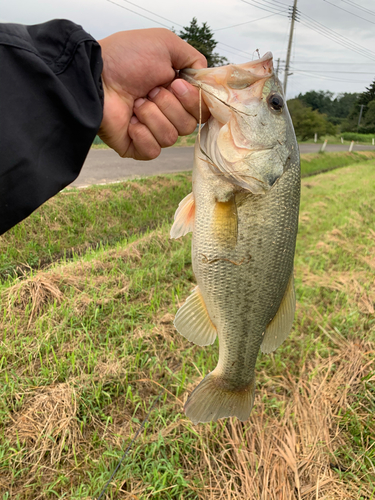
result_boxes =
[261,273,296,354]
[174,286,217,346]
[170,192,195,239]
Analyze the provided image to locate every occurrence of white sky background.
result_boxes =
[2,0,375,99]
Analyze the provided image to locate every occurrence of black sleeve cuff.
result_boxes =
[0,19,104,235]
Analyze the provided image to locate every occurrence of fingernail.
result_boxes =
[130,116,139,124]
[148,87,161,99]
[134,98,146,108]
[171,79,189,97]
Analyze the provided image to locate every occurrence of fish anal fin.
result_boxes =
[170,192,195,239]
[185,371,255,424]
[174,286,217,346]
[261,273,296,354]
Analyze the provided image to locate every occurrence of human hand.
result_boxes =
[97,28,211,160]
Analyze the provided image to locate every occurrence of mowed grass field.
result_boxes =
[0,154,374,498]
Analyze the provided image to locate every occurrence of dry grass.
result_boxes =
[7,384,80,469]
[2,272,80,325]
[182,333,374,500]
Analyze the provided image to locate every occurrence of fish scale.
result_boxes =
[170,53,301,424]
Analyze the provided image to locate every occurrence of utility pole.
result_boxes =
[357,104,365,131]
[283,0,298,96]
[276,58,280,77]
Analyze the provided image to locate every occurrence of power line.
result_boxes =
[241,0,289,16]
[291,69,371,83]
[341,0,375,17]
[216,45,251,59]
[290,68,375,74]
[217,42,258,58]
[323,0,375,25]
[300,10,375,58]
[106,0,171,28]
[242,0,375,61]
[119,0,184,27]
[108,0,280,63]
[213,11,283,31]
[290,61,375,65]
[297,15,375,61]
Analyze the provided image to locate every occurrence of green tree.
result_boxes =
[297,90,333,116]
[332,93,359,119]
[358,80,375,107]
[179,18,228,67]
[344,80,375,131]
[287,99,336,141]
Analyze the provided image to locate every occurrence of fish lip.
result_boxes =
[180,52,274,86]
[180,68,198,86]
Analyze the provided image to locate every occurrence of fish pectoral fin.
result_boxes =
[261,273,296,354]
[174,286,217,346]
[184,371,256,424]
[170,192,195,239]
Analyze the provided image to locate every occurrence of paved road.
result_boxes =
[71,143,375,188]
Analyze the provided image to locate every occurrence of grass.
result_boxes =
[341,132,375,144]
[91,131,198,150]
[92,131,375,149]
[0,159,374,498]
[300,151,375,176]
[0,174,192,279]
[2,152,375,280]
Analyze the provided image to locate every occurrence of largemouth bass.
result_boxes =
[170,53,300,424]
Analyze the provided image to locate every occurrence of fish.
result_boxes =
[170,53,300,424]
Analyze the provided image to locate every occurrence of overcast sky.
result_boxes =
[2,0,375,99]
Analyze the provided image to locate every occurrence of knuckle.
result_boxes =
[160,127,178,148]
[178,117,197,136]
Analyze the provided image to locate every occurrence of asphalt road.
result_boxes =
[70,143,375,188]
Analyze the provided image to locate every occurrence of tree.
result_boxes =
[343,80,375,131]
[297,90,334,116]
[179,18,228,67]
[358,80,375,107]
[287,99,336,141]
[332,93,359,119]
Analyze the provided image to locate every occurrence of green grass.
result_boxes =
[92,131,375,149]
[0,160,374,498]
[341,132,375,143]
[91,131,198,149]
[2,152,375,281]
[0,174,192,279]
[300,150,375,176]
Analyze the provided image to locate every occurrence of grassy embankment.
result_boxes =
[92,132,198,149]
[0,156,374,498]
[1,151,375,278]
[92,131,375,148]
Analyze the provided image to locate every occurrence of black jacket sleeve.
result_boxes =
[0,19,104,235]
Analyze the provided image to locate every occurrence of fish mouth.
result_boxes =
[180,52,274,89]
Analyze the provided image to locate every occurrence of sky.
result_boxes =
[2,0,375,100]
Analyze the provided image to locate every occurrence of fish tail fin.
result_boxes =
[184,371,255,424]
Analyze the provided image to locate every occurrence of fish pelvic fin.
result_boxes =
[261,272,296,354]
[174,286,217,346]
[170,192,195,239]
[184,371,256,424]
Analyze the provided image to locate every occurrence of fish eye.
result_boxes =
[267,93,284,112]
